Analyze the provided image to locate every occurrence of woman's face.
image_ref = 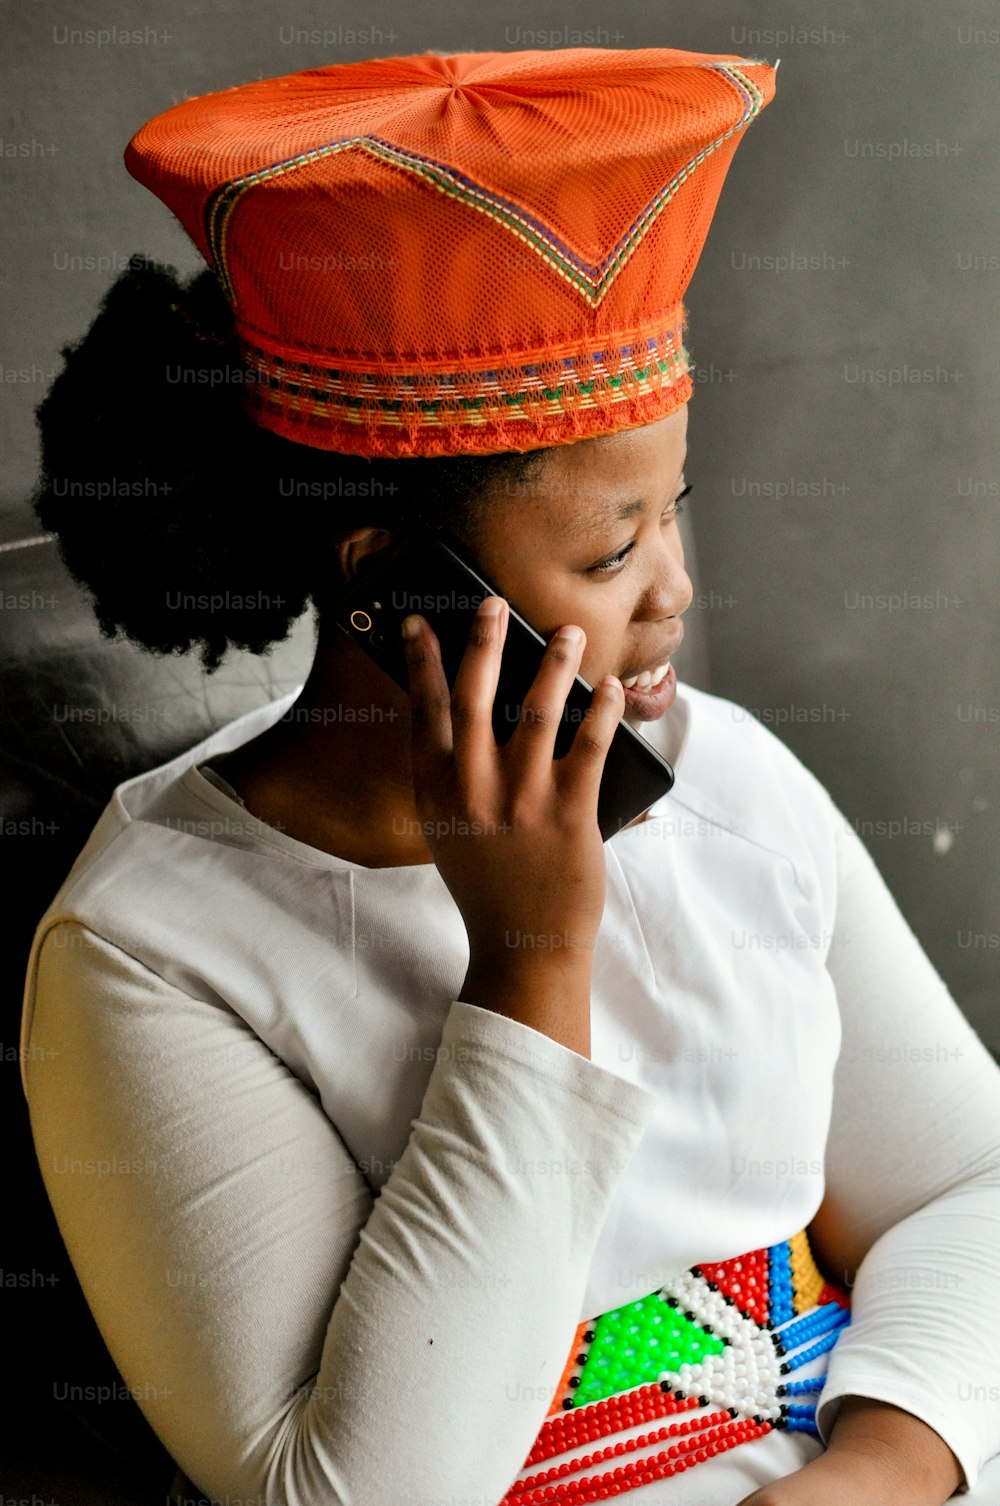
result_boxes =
[464,404,692,725]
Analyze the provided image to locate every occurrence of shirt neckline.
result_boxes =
[183,687,693,875]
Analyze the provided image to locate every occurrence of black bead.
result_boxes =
[659,1380,673,1393]
[698,1395,709,1407]
[773,1415,787,1429]
[752,1414,764,1425]
[562,1398,574,1410]
[569,1377,580,1387]
[773,1343,786,1357]
[583,1330,596,1342]
[780,1362,790,1374]
[702,1324,714,1335]
[575,1353,587,1365]
[776,1384,786,1396]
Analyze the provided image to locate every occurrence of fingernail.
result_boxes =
[402,615,421,639]
[478,597,505,617]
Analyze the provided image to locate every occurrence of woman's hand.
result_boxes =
[734,1397,963,1506]
[734,1450,943,1506]
[401,596,626,1054]
[733,1453,893,1506]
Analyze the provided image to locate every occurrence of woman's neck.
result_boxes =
[213,634,437,866]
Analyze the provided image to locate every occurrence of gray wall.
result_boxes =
[3,1,998,1044]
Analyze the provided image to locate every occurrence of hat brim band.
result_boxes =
[236,317,694,456]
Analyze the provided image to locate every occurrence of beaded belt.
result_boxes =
[500,1227,851,1503]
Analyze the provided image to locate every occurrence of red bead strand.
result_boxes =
[499,1417,773,1503]
[525,1384,701,1466]
[506,1408,740,1496]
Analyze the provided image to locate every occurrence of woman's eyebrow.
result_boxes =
[569,496,647,541]
[567,452,689,541]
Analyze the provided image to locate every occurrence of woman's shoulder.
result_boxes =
[19,685,361,1087]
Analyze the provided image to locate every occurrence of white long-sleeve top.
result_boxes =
[18,679,1000,1505]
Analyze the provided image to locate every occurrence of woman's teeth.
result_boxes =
[620,661,670,691]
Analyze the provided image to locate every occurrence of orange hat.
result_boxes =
[125,48,777,458]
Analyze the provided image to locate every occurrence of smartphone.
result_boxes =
[327,517,676,841]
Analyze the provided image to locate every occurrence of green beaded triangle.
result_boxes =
[571,1293,725,1408]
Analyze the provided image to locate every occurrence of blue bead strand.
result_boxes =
[784,1325,848,1370]
[768,1241,795,1325]
[782,1377,826,1395]
[784,1411,821,1437]
[776,1301,849,1349]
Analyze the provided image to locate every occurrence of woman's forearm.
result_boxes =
[26,922,661,1505]
[824,1395,963,1504]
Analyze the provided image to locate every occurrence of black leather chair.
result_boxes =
[2,497,313,1503]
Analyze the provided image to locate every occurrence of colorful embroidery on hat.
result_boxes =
[238,320,691,444]
[498,1227,851,1503]
[205,63,765,311]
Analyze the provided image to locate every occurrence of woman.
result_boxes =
[18,47,1000,1506]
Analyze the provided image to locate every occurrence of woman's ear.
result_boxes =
[336,526,397,585]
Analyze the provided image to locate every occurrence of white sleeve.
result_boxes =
[24,920,658,1506]
[813,814,1000,1493]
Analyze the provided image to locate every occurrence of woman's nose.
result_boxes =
[646,552,693,619]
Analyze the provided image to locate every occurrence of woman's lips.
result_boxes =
[619,658,673,690]
[621,661,677,720]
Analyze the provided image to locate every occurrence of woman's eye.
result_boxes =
[587,483,693,575]
[589,543,634,575]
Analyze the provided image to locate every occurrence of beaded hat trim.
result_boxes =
[237,315,692,448]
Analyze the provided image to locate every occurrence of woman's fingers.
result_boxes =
[445,597,509,791]
[404,602,626,829]
[555,672,626,809]
[399,598,616,982]
[504,625,626,812]
[500,624,586,791]
[401,612,454,795]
